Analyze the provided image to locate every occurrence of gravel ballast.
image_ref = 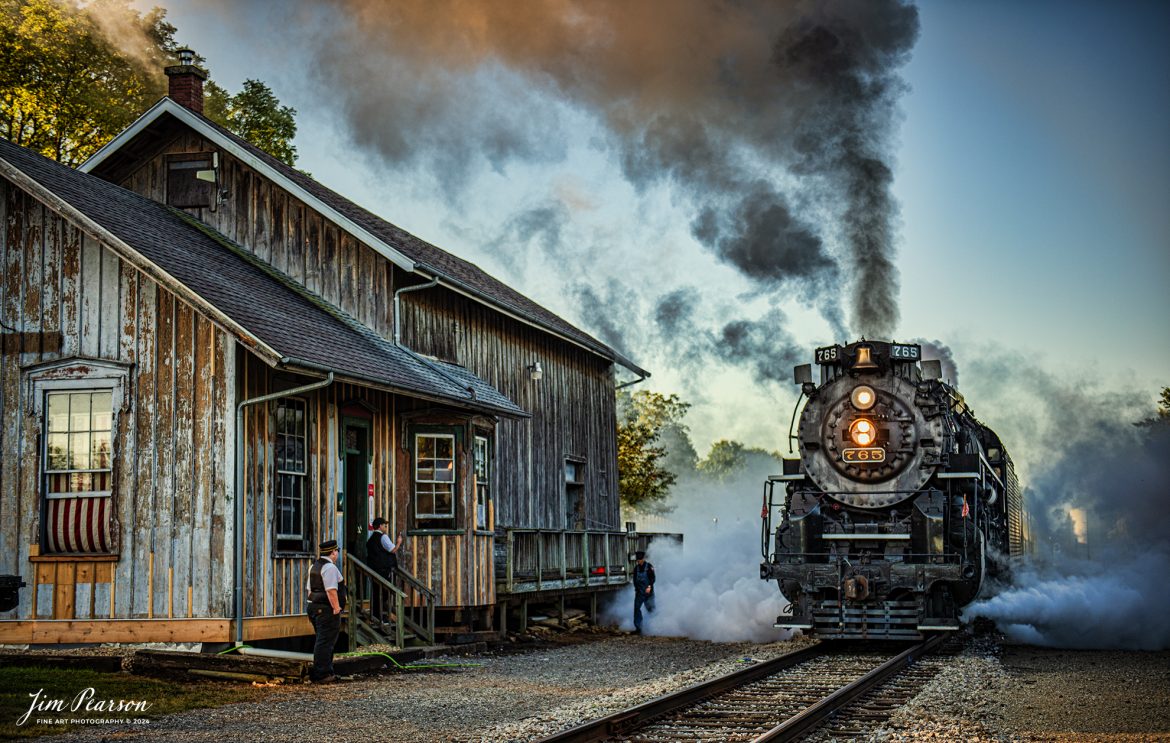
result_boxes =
[27,631,1170,742]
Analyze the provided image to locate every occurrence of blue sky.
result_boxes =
[143,1,1169,455]
[896,1,1169,381]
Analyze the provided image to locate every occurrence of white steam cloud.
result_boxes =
[960,350,1170,650]
[967,551,1170,650]
[601,456,794,643]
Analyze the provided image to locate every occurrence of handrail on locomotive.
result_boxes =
[759,339,1026,640]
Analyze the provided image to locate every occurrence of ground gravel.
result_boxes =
[28,631,1170,742]
[818,635,1170,743]
[37,632,813,743]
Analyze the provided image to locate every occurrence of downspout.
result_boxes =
[234,370,334,646]
[393,278,438,346]
[393,277,477,401]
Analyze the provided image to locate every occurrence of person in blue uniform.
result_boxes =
[632,551,655,635]
[365,517,403,625]
[305,539,345,683]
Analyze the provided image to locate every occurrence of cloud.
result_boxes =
[962,352,1169,649]
[210,0,919,351]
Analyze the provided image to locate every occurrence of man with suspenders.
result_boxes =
[305,539,346,683]
[366,517,404,626]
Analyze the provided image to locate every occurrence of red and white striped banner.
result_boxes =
[45,475,114,554]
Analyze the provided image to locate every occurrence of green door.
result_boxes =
[342,417,371,559]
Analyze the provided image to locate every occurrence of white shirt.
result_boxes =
[305,558,343,592]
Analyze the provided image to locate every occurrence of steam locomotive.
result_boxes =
[760,340,1025,639]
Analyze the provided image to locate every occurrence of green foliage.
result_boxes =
[696,439,779,482]
[0,0,297,166]
[0,0,175,165]
[206,78,298,166]
[616,389,691,511]
[1137,386,1170,427]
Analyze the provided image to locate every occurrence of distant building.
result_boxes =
[0,57,646,646]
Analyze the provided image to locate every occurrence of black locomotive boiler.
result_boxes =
[760,340,1026,639]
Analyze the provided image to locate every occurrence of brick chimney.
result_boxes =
[164,48,207,114]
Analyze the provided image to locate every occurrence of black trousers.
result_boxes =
[308,606,341,679]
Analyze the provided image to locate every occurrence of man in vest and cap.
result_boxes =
[366,517,404,626]
[632,551,655,635]
[305,539,346,683]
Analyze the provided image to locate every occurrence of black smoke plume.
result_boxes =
[913,338,960,385]
[210,0,919,347]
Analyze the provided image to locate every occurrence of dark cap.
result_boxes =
[318,539,339,554]
[634,551,646,560]
[371,517,388,528]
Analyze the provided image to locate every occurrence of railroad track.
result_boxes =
[535,633,953,742]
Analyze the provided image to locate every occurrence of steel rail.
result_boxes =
[532,644,825,743]
[751,633,948,742]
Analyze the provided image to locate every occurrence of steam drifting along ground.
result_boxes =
[601,456,795,643]
[957,348,1170,650]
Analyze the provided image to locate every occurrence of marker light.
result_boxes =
[851,385,876,410]
[850,418,876,447]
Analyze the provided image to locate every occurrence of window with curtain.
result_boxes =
[42,389,116,554]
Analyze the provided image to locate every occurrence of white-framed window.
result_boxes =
[27,359,130,555]
[414,433,455,521]
[274,397,309,554]
[474,435,490,530]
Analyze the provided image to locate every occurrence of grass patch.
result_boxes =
[0,665,270,740]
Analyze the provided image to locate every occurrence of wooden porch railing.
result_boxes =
[346,554,436,649]
[498,529,633,594]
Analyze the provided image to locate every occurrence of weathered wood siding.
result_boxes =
[118,132,394,339]
[401,289,621,533]
[118,133,622,537]
[235,371,399,618]
[237,374,496,613]
[392,405,498,608]
[0,179,235,622]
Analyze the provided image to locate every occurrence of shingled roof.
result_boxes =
[81,98,648,378]
[0,137,527,418]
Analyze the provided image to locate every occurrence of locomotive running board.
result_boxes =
[774,622,813,629]
[917,624,961,631]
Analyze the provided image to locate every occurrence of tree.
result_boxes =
[1136,386,1170,427]
[616,389,691,511]
[696,439,748,481]
[0,0,174,165]
[206,79,298,166]
[0,0,297,166]
[697,439,781,482]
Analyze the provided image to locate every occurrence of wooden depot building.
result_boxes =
[0,56,646,648]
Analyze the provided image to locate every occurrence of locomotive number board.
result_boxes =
[815,345,841,364]
[843,447,886,463]
[889,344,921,361]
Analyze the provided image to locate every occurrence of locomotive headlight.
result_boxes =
[851,385,876,410]
[850,418,876,447]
